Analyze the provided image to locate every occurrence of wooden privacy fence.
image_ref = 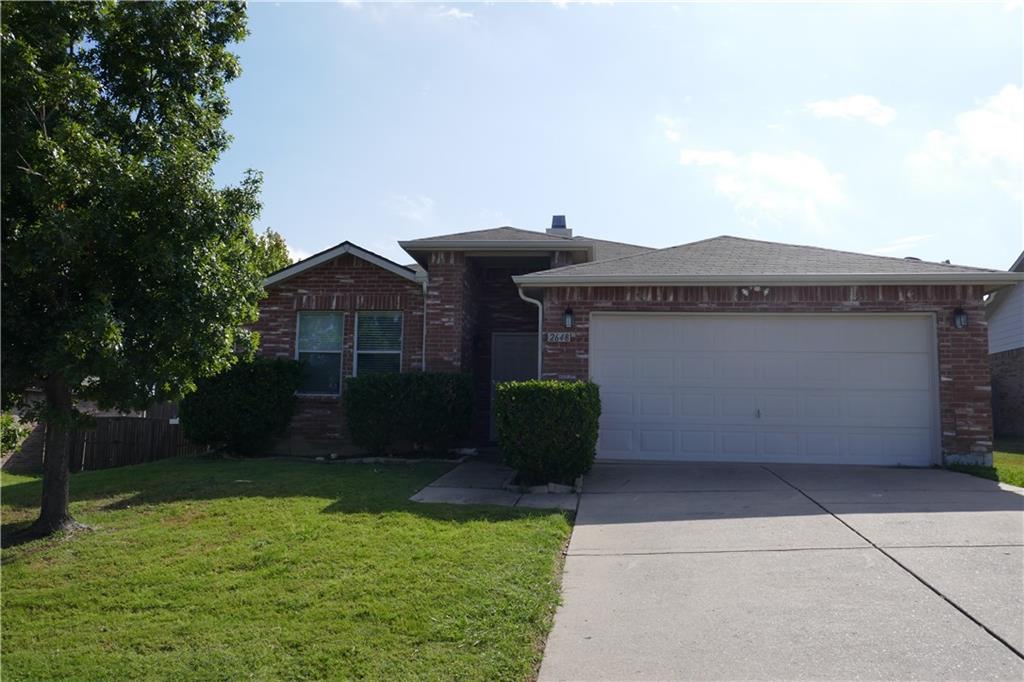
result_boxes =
[68,417,207,471]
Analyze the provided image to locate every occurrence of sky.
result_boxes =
[214,1,1024,270]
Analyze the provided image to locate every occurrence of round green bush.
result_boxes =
[180,358,301,455]
[495,380,601,485]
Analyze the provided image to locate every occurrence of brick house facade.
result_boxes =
[254,249,425,455]
[538,285,992,459]
[255,226,1020,464]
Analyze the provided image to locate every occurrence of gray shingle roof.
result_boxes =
[401,226,652,262]
[405,226,569,242]
[516,235,1005,284]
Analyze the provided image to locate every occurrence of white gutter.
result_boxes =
[517,286,543,379]
[512,271,1024,289]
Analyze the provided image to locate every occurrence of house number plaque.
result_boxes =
[546,332,573,343]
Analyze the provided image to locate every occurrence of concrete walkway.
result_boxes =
[409,459,578,511]
[539,462,1024,681]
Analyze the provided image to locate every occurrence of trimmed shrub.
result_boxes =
[343,373,473,455]
[495,380,601,485]
[180,358,302,455]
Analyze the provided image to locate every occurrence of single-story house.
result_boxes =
[254,217,1023,467]
[986,251,1024,438]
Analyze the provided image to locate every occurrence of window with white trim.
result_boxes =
[296,311,344,394]
[355,312,403,375]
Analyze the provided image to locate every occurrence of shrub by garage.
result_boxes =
[343,373,472,455]
[180,358,302,455]
[495,380,601,485]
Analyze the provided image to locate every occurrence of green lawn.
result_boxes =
[1,457,572,681]
[949,439,1024,488]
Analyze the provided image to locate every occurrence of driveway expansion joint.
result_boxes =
[762,464,1024,662]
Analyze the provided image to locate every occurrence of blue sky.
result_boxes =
[215,1,1023,269]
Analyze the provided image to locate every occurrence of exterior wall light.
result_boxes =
[953,308,968,329]
[563,307,574,329]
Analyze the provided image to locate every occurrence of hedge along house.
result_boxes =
[254,218,1022,466]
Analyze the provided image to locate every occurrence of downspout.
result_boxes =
[421,277,428,371]
[517,285,543,378]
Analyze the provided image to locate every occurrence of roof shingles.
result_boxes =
[521,236,998,279]
[401,226,652,262]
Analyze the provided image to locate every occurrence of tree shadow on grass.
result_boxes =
[1,456,565,549]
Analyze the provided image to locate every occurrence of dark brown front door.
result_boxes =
[490,332,539,440]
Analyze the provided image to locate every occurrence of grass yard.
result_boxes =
[1,457,572,681]
[949,438,1024,488]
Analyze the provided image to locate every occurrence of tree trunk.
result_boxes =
[29,376,81,535]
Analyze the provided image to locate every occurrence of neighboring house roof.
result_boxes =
[399,226,652,262]
[984,249,1024,317]
[264,241,422,287]
[1009,250,1024,273]
[513,235,1024,288]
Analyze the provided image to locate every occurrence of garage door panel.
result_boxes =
[799,356,843,385]
[720,394,757,418]
[805,433,842,458]
[678,356,716,382]
[590,321,635,351]
[680,431,716,453]
[638,393,673,417]
[632,318,680,350]
[602,391,634,417]
[636,430,674,455]
[591,314,937,466]
[721,431,758,456]
[760,394,799,419]
[803,394,843,420]
[678,321,716,351]
[762,357,799,383]
[678,393,715,417]
[598,429,632,454]
[716,356,758,383]
[592,355,633,383]
[763,432,800,456]
[637,356,675,384]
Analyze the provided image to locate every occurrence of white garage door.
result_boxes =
[590,314,938,466]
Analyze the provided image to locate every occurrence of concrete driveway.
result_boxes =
[539,462,1024,681]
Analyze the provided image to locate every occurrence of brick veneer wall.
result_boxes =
[990,347,1024,438]
[540,284,993,461]
[253,253,425,455]
[424,251,468,371]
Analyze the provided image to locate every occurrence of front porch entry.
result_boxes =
[490,332,538,440]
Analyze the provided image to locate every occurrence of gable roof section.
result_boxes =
[263,241,421,287]
[399,226,652,262]
[405,226,569,242]
[513,235,1023,289]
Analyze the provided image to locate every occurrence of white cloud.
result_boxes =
[551,0,615,7]
[389,194,436,224]
[806,95,896,126]
[869,234,935,255]
[679,148,845,231]
[907,84,1024,199]
[655,115,682,143]
[437,6,473,20]
[288,246,313,263]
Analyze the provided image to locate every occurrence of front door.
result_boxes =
[490,332,539,441]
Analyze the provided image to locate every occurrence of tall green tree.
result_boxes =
[2,1,266,537]
[256,228,293,276]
